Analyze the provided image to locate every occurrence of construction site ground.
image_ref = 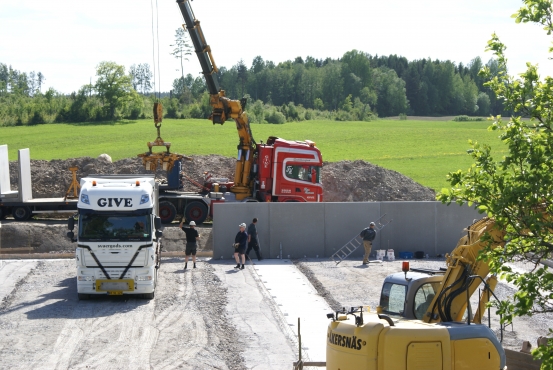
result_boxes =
[1,255,551,370]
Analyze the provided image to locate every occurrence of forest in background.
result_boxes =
[0,49,507,126]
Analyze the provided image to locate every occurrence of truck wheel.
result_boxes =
[143,292,155,300]
[185,201,208,225]
[78,293,90,300]
[0,208,5,220]
[12,206,32,221]
[159,201,177,224]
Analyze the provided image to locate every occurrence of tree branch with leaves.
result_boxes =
[438,1,553,366]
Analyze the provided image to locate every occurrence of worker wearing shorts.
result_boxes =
[180,219,200,270]
[234,223,248,270]
[360,222,376,265]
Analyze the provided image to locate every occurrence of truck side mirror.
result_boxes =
[68,217,75,231]
[154,216,161,230]
[155,230,163,239]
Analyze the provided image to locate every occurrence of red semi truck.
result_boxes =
[153,0,324,225]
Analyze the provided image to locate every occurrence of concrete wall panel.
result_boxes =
[371,202,437,256]
[435,203,481,255]
[269,203,325,259]
[212,203,269,259]
[324,202,380,258]
[212,201,483,259]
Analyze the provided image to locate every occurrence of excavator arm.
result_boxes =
[423,217,506,323]
[176,0,255,200]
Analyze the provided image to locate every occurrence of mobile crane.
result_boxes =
[326,217,508,369]
[174,0,323,204]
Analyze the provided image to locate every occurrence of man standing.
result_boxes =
[180,219,200,270]
[234,223,248,270]
[360,222,376,265]
[246,217,263,261]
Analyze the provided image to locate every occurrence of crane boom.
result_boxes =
[176,0,219,95]
[176,0,256,200]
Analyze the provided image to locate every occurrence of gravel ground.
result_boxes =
[295,258,553,352]
[0,258,249,370]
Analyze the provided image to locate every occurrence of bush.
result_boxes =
[453,115,485,122]
[334,110,352,121]
[399,113,407,120]
[265,109,286,124]
[189,104,203,119]
[28,111,46,125]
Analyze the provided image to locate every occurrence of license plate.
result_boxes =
[108,291,123,295]
[96,279,134,292]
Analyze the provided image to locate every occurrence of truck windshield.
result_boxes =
[379,282,407,316]
[78,211,151,241]
[284,165,321,183]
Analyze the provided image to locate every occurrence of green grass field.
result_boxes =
[0,118,505,191]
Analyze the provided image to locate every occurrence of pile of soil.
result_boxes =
[323,160,435,201]
[8,155,435,202]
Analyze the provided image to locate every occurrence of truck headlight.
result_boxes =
[136,275,152,281]
[81,194,90,204]
[78,276,94,281]
[140,194,149,204]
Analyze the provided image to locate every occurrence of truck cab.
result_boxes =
[68,175,162,300]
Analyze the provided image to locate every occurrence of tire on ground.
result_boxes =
[184,201,208,225]
[159,201,177,224]
[0,207,5,220]
[12,206,32,221]
[78,293,90,300]
[143,292,154,300]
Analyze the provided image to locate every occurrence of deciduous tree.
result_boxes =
[438,1,553,366]
[95,61,132,119]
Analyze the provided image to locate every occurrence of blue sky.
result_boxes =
[1,0,551,94]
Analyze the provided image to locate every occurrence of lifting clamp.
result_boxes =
[138,102,183,172]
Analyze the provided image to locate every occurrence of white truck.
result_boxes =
[67,174,162,300]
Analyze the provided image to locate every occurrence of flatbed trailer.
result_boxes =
[0,145,78,220]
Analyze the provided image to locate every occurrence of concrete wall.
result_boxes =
[212,202,481,259]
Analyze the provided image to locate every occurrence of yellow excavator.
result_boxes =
[326,217,508,369]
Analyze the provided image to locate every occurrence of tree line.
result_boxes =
[0,49,507,126]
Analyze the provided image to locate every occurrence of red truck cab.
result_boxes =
[256,136,323,202]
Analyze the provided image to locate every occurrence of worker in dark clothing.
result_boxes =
[246,217,263,261]
[360,222,376,265]
[234,223,248,270]
[180,219,200,270]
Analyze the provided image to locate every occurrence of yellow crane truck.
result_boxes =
[326,217,507,369]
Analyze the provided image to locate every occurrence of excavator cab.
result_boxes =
[378,271,443,320]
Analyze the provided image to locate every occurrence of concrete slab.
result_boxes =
[211,260,297,370]
[0,260,38,302]
[252,259,331,363]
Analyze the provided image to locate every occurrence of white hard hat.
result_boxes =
[189,221,196,226]
[370,222,375,226]
[239,223,246,228]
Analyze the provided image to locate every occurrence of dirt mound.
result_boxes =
[323,160,435,201]
[8,155,434,202]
